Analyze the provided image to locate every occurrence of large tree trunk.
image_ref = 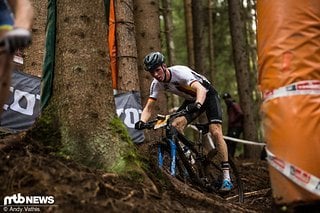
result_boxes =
[54,0,126,169]
[227,0,260,159]
[115,0,140,92]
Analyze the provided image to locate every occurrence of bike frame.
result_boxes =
[156,111,202,178]
[145,110,244,203]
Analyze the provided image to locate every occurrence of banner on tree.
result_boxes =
[115,91,144,143]
[0,70,41,132]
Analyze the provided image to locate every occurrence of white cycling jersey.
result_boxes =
[149,65,211,101]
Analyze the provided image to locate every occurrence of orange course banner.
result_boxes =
[108,0,117,89]
[257,0,320,205]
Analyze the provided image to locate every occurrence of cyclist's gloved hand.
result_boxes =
[135,120,146,130]
[1,28,32,53]
[186,102,202,113]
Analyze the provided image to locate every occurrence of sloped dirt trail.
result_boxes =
[0,135,272,212]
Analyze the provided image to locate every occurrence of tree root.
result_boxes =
[226,188,271,202]
[160,170,258,213]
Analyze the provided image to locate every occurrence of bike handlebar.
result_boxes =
[143,109,188,130]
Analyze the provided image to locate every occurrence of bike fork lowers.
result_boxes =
[158,138,177,176]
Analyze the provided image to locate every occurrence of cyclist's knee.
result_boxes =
[172,117,187,132]
[209,123,223,140]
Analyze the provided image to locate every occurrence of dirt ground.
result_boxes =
[1,134,318,213]
[0,134,274,213]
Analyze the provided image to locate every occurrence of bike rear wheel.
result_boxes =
[202,150,244,202]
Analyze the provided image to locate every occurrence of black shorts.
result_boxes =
[177,87,222,124]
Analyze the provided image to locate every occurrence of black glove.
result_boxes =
[186,102,202,113]
[1,28,32,53]
[135,120,146,130]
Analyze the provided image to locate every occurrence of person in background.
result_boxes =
[222,92,244,157]
[135,52,233,191]
[0,0,34,114]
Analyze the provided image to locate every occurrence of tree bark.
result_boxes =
[192,0,209,77]
[54,0,127,168]
[208,0,215,83]
[227,0,260,159]
[134,0,167,114]
[134,0,168,143]
[183,0,194,69]
[115,0,140,92]
[162,0,179,108]
[21,0,47,77]
[162,0,175,67]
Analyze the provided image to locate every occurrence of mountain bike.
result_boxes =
[142,109,244,203]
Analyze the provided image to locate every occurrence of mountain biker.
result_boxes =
[222,92,244,157]
[0,0,33,114]
[135,52,233,191]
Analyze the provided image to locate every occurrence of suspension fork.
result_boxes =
[157,137,177,176]
[158,124,178,176]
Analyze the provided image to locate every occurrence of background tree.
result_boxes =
[212,0,237,94]
[53,0,131,169]
[134,0,167,118]
[183,0,194,68]
[115,0,140,92]
[242,0,261,140]
[227,0,260,158]
[161,0,180,108]
[161,0,175,67]
[192,0,209,77]
[208,0,215,82]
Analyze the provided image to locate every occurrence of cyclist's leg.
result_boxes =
[204,88,233,191]
[172,99,202,133]
[209,124,228,162]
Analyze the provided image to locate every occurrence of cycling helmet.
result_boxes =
[143,52,165,71]
[222,92,232,99]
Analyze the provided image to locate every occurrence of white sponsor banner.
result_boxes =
[115,91,144,143]
[0,70,41,132]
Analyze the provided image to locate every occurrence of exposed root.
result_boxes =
[226,188,271,202]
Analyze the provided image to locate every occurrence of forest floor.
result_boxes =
[0,134,318,213]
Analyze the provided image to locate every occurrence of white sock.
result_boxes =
[223,168,231,181]
[221,162,231,181]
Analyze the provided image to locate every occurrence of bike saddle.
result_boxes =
[194,123,210,134]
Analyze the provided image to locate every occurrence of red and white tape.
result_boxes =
[263,80,320,102]
[266,149,320,197]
